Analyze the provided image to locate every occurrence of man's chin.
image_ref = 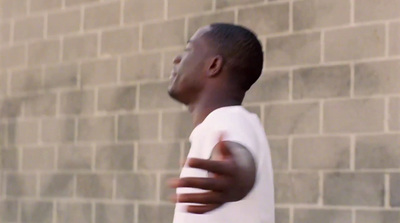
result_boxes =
[167,87,180,101]
[167,87,188,105]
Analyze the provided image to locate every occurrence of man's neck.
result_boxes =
[188,91,244,127]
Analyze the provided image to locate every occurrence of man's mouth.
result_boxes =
[170,71,178,80]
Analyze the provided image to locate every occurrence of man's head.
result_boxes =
[168,23,263,105]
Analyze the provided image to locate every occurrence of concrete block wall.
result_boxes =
[0,0,399,222]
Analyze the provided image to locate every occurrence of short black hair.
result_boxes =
[205,23,263,91]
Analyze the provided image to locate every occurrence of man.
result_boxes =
[167,23,275,223]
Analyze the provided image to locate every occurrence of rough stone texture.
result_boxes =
[58,146,93,170]
[48,10,81,36]
[389,98,400,131]
[355,210,400,223]
[24,93,57,117]
[244,71,289,103]
[216,0,263,9]
[391,174,400,207]
[0,0,398,222]
[188,11,235,37]
[10,68,42,93]
[21,201,53,223]
[268,138,289,170]
[14,16,44,42]
[238,3,289,35]
[1,0,28,19]
[95,203,134,223]
[264,102,320,135]
[325,25,385,61]
[97,86,136,112]
[63,34,98,61]
[275,208,290,223]
[323,99,384,133]
[292,136,350,169]
[44,63,78,89]
[30,0,62,13]
[139,81,181,110]
[121,52,161,81]
[137,142,180,170]
[324,173,385,206]
[78,116,115,142]
[138,205,174,223]
[355,60,400,96]
[8,120,40,145]
[57,202,92,223]
[116,174,157,200]
[118,113,159,141]
[293,65,351,99]
[293,0,350,30]
[22,147,55,170]
[265,32,321,67]
[274,172,319,204]
[65,0,99,7]
[1,149,18,170]
[83,2,120,30]
[0,200,18,222]
[39,174,74,198]
[355,0,400,22]
[60,90,95,115]
[101,27,139,55]
[0,22,11,45]
[28,40,60,65]
[389,22,400,55]
[76,174,114,199]
[80,58,118,86]
[0,45,26,69]
[294,209,352,223]
[168,0,213,17]
[142,19,185,50]
[355,135,400,169]
[95,145,134,171]
[162,111,193,140]
[123,0,164,24]
[6,174,37,197]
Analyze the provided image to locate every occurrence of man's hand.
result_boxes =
[169,135,256,214]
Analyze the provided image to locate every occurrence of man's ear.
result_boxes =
[207,55,223,77]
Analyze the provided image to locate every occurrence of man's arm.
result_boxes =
[169,135,257,214]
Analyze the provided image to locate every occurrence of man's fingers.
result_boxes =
[169,177,228,191]
[187,204,221,214]
[175,192,223,204]
[187,158,234,175]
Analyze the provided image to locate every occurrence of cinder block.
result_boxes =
[293,65,351,99]
[264,102,319,135]
[274,172,319,204]
[293,0,350,30]
[265,32,321,67]
[356,134,400,169]
[325,25,385,61]
[324,173,384,206]
[238,3,289,35]
[323,99,384,133]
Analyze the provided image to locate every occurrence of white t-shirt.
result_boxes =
[173,106,275,223]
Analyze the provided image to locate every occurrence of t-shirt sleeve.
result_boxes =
[201,113,259,165]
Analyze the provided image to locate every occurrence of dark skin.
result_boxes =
[167,26,257,214]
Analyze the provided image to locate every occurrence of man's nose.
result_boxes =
[173,55,182,64]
